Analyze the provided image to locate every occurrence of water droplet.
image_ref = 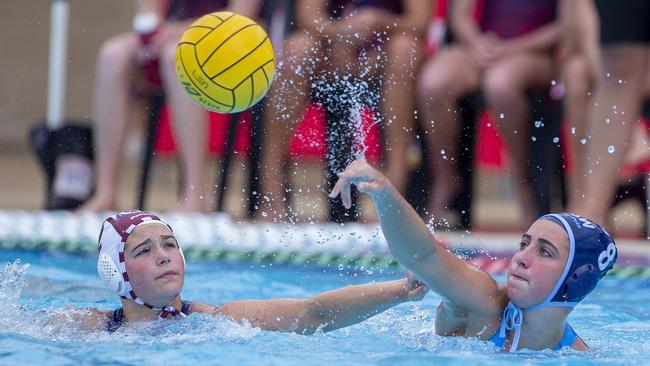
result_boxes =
[531,136,537,142]
[553,137,559,143]
[580,139,587,145]
[261,211,268,217]
[608,145,615,153]
[571,127,576,135]
[499,113,505,119]
[534,120,544,128]
[605,118,611,124]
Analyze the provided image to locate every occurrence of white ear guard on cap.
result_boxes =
[98,252,122,293]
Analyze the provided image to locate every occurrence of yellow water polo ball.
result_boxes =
[175,11,275,113]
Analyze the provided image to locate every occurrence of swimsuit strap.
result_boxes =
[181,300,192,315]
[105,300,193,332]
[105,308,125,333]
[553,323,578,350]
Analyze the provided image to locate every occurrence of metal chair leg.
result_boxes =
[247,103,264,217]
[216,113,239,212]
[137,92,165,210]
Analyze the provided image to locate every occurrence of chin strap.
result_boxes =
[132,295,186,319]
[157,304,186,319]
[499,302,523,352]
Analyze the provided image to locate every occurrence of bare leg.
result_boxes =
[483,52,554,225]
[79,33,139,212]
[381,34,423,195]
[160,42,208,212]
[573,45,648,226]
[563,55,593,208]
[417,46,481,221]
[260,32,322,221]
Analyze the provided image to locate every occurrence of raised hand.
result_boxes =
[328,160,392,209]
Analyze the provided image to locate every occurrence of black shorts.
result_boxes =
[596,0,650,44]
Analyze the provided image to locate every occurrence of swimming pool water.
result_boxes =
[1,249,649,365]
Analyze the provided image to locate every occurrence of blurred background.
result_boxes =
[0,0,647,236]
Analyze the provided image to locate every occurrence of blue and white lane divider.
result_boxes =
[0,210,649,277]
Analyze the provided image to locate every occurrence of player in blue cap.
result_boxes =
[330,160,617,351]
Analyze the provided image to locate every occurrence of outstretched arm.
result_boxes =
[212,275,427,334]
[329,160,502,315]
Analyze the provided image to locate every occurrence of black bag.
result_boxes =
[30,123,94,210]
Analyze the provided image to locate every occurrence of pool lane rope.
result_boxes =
[0,210,649,278]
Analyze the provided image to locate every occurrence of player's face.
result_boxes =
[124,224,185,307]
[506,220,569,308]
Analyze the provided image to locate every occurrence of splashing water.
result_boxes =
[312,70,379,173]
[1,249,649,365]
[0,259,30,309]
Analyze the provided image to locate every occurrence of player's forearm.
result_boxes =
[372,184,441,272]
[370,185,496,310]
[310,279,408,332]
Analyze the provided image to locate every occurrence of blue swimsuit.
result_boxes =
[488,322,578,351]
[105,300,192,332]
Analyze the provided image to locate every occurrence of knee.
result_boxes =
[386,34,418,70]
[483,71,520,105]
[97,35,135,73]
[417,63,456,102]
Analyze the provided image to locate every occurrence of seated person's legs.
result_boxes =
[573,45,648,226]
[381,33,424,195]
[562,55,592,206]
[159,41,209,212]
[80,33,141,212]
[417,46,481,222]
[260,31,323,221]
[482,51,554,225]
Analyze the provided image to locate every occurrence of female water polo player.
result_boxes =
[330,160,617,351]
[64,210,428,333]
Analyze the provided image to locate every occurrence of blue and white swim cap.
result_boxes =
[498,213,617,351]
[537,213,617,307]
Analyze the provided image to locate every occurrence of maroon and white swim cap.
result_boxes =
[97,210,185,311]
